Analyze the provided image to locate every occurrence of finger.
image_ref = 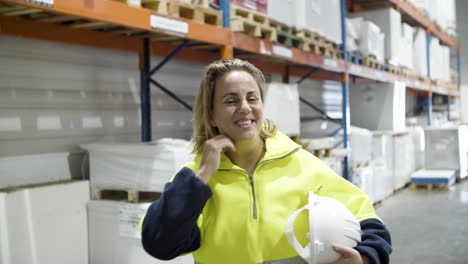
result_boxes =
[332,244,355,258]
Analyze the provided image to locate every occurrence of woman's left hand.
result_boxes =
[329,244,370,264]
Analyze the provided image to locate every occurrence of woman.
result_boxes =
[141,59,392,264]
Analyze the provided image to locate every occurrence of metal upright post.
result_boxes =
[447,96,451,121]
[426,32,432,126]
[220,0,230,28]
[140,38,152,142]
[340,0,350,181]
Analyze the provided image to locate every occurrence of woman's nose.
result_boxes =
[238,99,252,114]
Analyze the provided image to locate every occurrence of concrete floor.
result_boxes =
[376,179,468,264]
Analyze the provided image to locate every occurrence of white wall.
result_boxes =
[0,36,204,179]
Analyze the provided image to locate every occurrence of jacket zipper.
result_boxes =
[219,147,301,220]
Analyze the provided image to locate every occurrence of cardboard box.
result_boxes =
[88,200,194,264]
[0,181,89,264]
[350,82,406,131]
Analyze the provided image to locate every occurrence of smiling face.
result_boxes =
[211,70,263,143]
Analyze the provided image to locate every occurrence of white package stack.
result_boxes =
[88,200,194,264]
[267,0,296,27]
[349,126,372,166]
[0,181,89,264]
[320,0,342,45]
[392,132,415,190]
[400,23,414,69]
[358,20,385,63]
[264,82,300,136]
[0,152,71,189]
[346,18,360,52]
[350,82,406,131]
[82,139,194,192]
[430,39,451,82]
[424,126,468,179]
[413,27,428,77]
[351,8,402,65]
[371,132,394,202]
[408,126,425,170]
[351,166,375,203]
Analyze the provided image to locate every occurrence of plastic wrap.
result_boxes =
[392,133,415,190]
[413,27,428,77]
[264,82,300,137]
[350,82,406,131]
[88,200,194,264]
[358,20,385,62]
[351,166,375,203]
[400,23,414,69]
[0,152,71,189]
[371,133,394,202]
[82,138,194,192]
[0,181,89,264]
[424,126,468,179]
[349,127,372,166]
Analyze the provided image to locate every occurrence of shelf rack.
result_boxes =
[0,0,461,180]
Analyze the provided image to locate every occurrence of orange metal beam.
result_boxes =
[2,0,231,46]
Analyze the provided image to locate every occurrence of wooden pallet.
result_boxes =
[410,182,450,191]
[168,0,222,26]
[91,187,162,203]
[230,4,268,26]
[114,0,142,8]
[230,17,276,41]
[142,0,168,14]
[364,55,382,70]
[386,63,401,75]
[399,66,418,79]
[348,52,364,65]
[312,148,333,159]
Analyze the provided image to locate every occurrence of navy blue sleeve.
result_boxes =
[141,167,212,260]
[354,218,392,264]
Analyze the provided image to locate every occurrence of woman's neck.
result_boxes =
[226,136,265,174]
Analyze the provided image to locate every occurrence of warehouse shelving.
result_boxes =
[0,0,461,180]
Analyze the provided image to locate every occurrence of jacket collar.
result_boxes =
[194,131,301,171]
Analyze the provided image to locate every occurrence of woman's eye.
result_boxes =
[248,97,258,102]
[225,99,236,104]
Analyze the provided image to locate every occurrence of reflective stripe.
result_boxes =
[195,256,307,264]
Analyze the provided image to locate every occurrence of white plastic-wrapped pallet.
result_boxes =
[400,23,415,69]
[358,20,385,63]
[349,126,372,167]
[0,181,89,264]
[351,166,375,203]
[82,138,194,192]
[0,152,71,189]
[350,8,402,65]
[412,27,428,77]
[371,132,394,202]
[349,82,406,132]
[392,132,415,190]
[88,200,194,264]
[264,82,300,137]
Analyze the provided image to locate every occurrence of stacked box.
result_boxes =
[350,82,406,132]
[264,82,300,137]
[413,27,428,77]
[88,200,194,264]
[400,23,414,69]
[0,152,71,189]
[350,8,402,65]
[371,132,394,202]
[232,0,267,14]
[0,181,89,264]
[392,132,415,190]
[351,166,375,203]
[424,126,468,179]
[82,138,194,192]
[349,126,372,167]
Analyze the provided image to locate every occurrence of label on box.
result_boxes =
[22,0,54,7]
[323,58,338,70]
[151,14,189,36]
[119,203,151,238]
[272,45,292,59]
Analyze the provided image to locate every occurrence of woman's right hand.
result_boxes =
[196,135,235,183]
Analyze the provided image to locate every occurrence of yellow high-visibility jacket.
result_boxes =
[141,131,391,264]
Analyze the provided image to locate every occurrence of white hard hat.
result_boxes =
[285,192,362,264]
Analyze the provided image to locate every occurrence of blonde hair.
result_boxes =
[192,59,276,154]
